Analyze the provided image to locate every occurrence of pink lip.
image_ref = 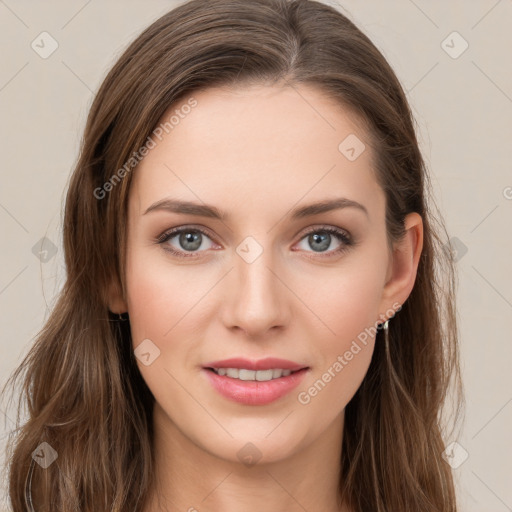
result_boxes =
[202,368,309,406]
[202,357,308,372]
[202,357,310,405]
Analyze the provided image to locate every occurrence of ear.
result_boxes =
[378,212,423,318]
[106,278,129,315]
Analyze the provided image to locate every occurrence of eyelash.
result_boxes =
[155,225,354,259]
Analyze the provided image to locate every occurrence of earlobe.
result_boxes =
[106,279,129,315]
[380,212,424,314]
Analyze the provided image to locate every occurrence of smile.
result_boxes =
[202,367,309,405]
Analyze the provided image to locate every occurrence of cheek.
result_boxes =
[297,279,378,415]
[293,261,383,406]
[124,252,210,401]
[124,262,167,344]
[298,261,384,346]
[297,339,375,425]
[124,249,212,343]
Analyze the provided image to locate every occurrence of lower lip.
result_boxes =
[202,368,309,405]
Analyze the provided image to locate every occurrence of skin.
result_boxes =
[109,83,423,512]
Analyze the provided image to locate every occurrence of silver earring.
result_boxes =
[382,319,391,360]
[383,318,389,340]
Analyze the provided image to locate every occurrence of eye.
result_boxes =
[294,226,353,257]
[156,226,219,258]
[155,224,354,259]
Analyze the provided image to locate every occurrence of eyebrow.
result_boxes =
[143,197,369,220]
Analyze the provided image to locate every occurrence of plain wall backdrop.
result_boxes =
[1,1,511,510]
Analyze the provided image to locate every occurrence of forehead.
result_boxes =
[129,83,383,222]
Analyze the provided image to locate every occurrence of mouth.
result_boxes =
[201,357,310,405]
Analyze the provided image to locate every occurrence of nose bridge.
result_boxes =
[222,238,289,335]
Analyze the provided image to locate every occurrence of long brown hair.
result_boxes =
[1,0,464,510]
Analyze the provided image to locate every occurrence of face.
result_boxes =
[120,83,404,465]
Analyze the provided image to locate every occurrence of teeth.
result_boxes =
[226,368,239,378]
[211,368,294,381]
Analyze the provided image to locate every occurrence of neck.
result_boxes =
[143,403,350,512]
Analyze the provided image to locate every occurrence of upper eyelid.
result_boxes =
[301,225,350,238]
[157,224,215,240]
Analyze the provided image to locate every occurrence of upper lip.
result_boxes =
[202,357,309,372]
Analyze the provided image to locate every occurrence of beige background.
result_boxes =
[1,1,511,510]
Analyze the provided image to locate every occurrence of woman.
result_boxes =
[1,0,463,510]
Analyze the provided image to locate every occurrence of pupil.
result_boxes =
[309,232,330,252]
[180,231,202,251]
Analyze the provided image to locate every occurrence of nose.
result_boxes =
[220,246,291,338]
